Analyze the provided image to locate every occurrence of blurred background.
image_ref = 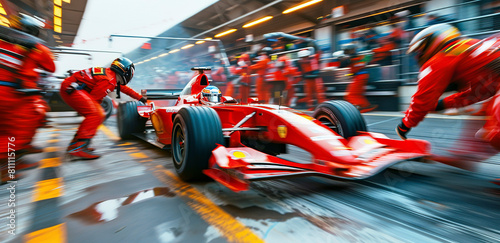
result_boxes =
[4,0,499,111]
[1,0,500,242]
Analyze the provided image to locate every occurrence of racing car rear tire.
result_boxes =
[117,101,147,139]
[313,100,367,139]
[172,106,224,181]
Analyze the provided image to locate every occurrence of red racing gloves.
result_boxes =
[396,120,411,140]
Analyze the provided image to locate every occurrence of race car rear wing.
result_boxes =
[141,89,183,100]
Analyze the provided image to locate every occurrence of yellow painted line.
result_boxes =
[104,126,261,242]
[24,223,66,243]
[98,125,120,141]
[130,152,148,159]
[39,129,58,133]
[117,142,134,146]
[153,167,263,243]
[40,158,61,168]
[47,139,59,143]
[49,133,59,138]
[44,147,58,153]
[32,178,64,202]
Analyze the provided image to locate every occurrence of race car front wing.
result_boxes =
[204,135,430,192]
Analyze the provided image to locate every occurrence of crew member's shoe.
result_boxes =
[67,139,100,160]
[68,138,95,152]
[16,144,44,157]
[358,104,378,113]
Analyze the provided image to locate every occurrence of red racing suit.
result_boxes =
[403,36,500,150]
[345,54,372,108]
[210,66,227,94]
[284,65,301,106]
[232,62,252,103]
[265,56,296,105]
[250,55,270,103]
[225,66,237,98]
[0,36,55,159]
[60,67,143,140]
[297,53,326,108]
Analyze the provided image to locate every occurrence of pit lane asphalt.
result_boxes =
[1,111,499,243]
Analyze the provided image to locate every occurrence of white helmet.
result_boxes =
[407,23,461,65]
[298,49,311,58]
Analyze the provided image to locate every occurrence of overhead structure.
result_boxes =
[126,0,333,61]
[0,0,87,47]
[121,0,426,62]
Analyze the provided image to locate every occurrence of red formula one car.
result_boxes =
[118,67,430,192]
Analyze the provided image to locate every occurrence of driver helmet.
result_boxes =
[110,57,135,85]
[407,23,461,66]
[201,85,222,104]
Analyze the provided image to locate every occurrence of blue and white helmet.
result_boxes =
[201,85,222,104]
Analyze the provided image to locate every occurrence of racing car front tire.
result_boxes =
[117,101,147,139]
[313,100,367,139]
[172,106,224,181]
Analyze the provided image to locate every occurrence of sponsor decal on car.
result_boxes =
[231,150,250,159]
[277,125,287,138]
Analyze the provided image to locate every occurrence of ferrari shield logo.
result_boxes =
[277,125,287,138]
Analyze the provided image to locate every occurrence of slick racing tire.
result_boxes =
[101,96,114,121]
[313,100,367,139]
[117,101,147,139]
[171,106,223,181]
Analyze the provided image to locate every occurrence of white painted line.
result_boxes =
[367,117,400,127]
[363,112,486,120]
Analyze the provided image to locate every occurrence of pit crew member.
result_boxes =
[296,47,326,110]
[342,44,378,113]
[232,54,252,103]
[396,23,500,152]
[0,14,56,182]
[60,57,145,159]
[251,47,271,103]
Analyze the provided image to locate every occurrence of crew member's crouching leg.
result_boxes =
[16,96,47,154]
[60,85,104,160]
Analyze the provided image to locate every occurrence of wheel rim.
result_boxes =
[317,114,343,137]
[102,99,112,112]
[172,123,186,167]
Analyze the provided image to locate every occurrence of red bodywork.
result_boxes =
[138,71,431,192]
